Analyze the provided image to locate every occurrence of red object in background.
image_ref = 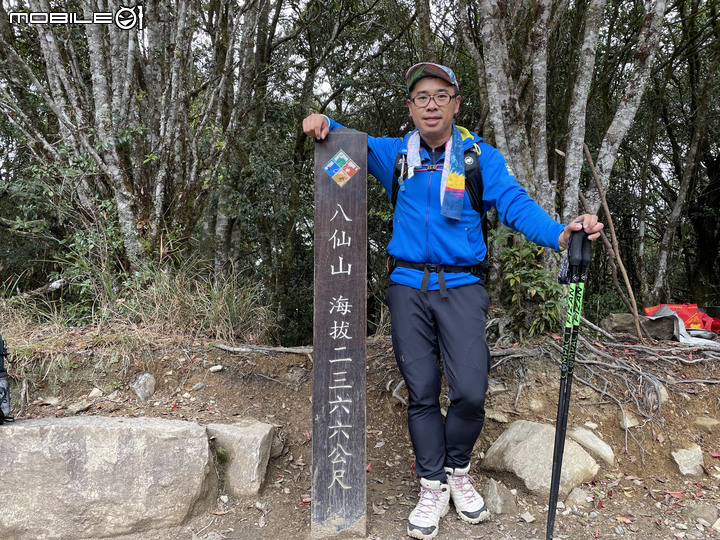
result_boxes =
[703,312,720,331]
[644,303,720,331]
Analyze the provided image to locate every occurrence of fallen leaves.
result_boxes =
[652,427,665,445]
[615,512,637,524]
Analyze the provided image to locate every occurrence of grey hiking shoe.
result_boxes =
[444,464,491,524]
[407,478,450,539]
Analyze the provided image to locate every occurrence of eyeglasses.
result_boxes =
[409,93,458,108]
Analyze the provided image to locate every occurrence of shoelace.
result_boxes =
[415,486,444,518]
[450,473,477,501]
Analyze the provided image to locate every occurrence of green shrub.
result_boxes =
[492,227,565,341]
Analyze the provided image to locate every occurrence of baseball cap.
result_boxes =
[405,63,459,93]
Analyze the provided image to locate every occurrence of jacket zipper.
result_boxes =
[425,165,437,263]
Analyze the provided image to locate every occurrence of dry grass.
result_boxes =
[116,262,276,344]
[1,306,171,392]
[0,261,277,399]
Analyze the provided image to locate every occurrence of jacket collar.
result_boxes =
[400,125,482,155]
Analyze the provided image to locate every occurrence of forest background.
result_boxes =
[0,0,718,346]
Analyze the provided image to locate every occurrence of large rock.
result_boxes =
[482,420,599,497]
[600,313,674,340]
[0,417,214,540]
[207,419,274,497]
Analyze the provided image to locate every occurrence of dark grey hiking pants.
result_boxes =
[385,282,491,481]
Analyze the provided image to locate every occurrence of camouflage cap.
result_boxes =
[406,63,459,93]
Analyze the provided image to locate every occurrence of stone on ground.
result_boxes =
[685,503,718,525]
[600,313,674,340]
[671,444,704,476]
[619,409,641,429]
[694,416,720,434]
[482,420,599,497]
[129,372,156,400]
[206,419,274,497]
[0,416,213,540]
[485,408,510,423]
[482,478,518,515]
[565,487,591,507]
[568,427,615,466]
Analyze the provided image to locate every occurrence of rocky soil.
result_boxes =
[9,327,720,540]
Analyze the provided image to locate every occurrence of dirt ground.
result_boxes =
[12,328,720,540]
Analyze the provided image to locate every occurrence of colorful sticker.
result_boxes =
[324,150,359,187]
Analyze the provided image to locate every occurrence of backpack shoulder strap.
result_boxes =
[391,152,407,208]
[463,144,484,213]
[464,144,489,249]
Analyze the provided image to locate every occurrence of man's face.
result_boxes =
[406,77,461,145]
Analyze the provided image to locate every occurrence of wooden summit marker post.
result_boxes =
[312,128,367,538]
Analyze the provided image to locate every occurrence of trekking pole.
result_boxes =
[546,229,592,540]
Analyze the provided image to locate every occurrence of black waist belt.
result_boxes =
[387,256,489,297]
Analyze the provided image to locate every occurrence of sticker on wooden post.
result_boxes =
[312,128,367,539]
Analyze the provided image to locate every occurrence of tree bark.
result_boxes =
[416,0,438,62]
[584,0,667,214]
[476,0,513,159]
[458,0,490,134]
[562,0,607,221]
[84,9,146,269]
[529,0,553,214]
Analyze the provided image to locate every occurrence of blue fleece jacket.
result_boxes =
[324,117,565,291]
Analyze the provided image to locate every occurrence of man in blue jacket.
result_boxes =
[303,63,603,540]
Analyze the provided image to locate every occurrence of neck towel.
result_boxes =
[406,124,467,220]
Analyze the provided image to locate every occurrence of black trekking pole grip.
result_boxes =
[568,228,592,270]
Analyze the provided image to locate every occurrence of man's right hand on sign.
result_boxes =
[303,113,329,140]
